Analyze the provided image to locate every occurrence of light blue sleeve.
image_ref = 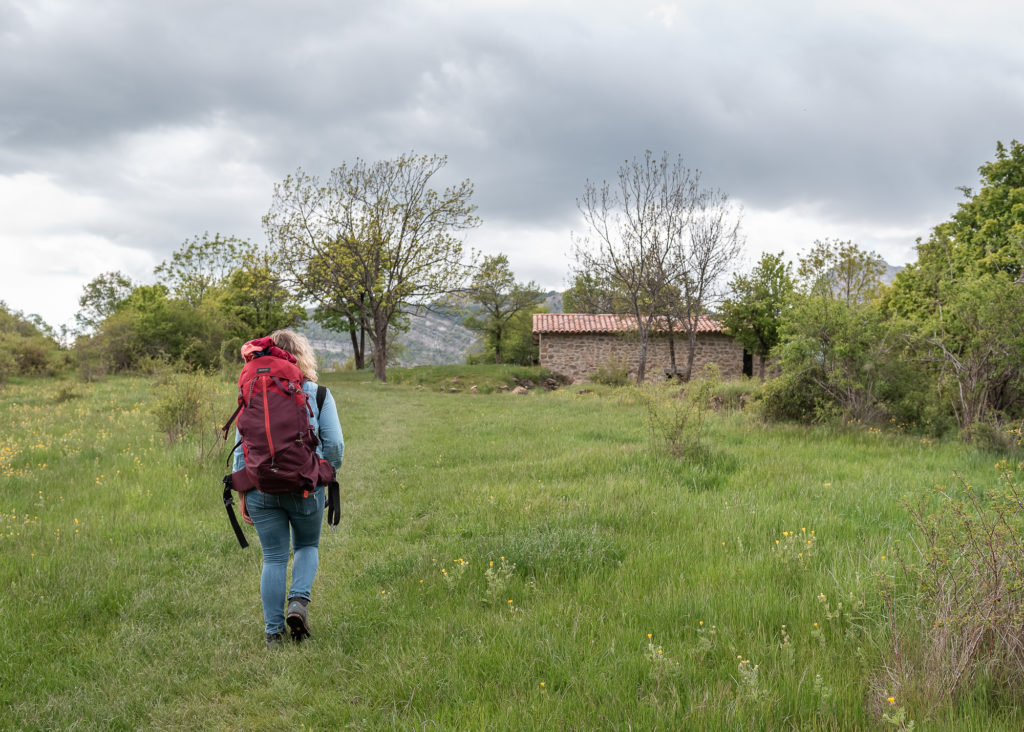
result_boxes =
[317,387,344,471]
[232,428,245,473]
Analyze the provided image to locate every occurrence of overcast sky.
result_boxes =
[2,0,1022,330]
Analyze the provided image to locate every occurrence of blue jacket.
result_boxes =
[232,380,344,476]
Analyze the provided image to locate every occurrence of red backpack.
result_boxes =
[221,337,338,547]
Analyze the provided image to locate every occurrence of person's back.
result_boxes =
[231,329,344,648]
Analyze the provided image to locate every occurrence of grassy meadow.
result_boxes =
[0,368,1019,730]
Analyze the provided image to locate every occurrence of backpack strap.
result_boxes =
[220,402,243,439]
[222,475,249,548]
[315,384,327,416]
[315,385,341,529]
[326,480,341,528]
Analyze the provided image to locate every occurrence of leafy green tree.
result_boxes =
[917,273,1024,432]
[463,254,543,364]
[81,284,231,372]
[154,233,257,306]
[888,140,1024,319]
[502,305,547,366]
[884,141,1024,435]
[467,304,548,366]
[76,271,134,333]
[721,252,794,380]
[303,237,371,370]
[767,241,912,423]
[265,153,480,382]
[798,238,885,304]
[312,297,368,370]
[0,301,68,381]
[562,271,622,314]
[220,254,306,337]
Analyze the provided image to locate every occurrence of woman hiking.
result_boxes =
[232,329,344,648]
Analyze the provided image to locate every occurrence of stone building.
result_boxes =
[532,313,749,382]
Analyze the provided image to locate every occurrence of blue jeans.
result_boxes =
[245,486,325,634]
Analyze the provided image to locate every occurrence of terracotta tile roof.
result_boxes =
[532,312,724,335]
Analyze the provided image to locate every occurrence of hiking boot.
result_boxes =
[286,597,310,641]
[266,632,283,649]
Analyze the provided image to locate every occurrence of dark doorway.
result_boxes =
[743,351,753,378]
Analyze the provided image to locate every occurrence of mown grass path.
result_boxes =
[0,374,1015,729]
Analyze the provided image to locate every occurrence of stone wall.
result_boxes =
[538,332,746,382]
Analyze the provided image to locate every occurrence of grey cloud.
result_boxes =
[3,0,1023,275]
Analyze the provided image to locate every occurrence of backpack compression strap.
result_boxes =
[222,475,249,548]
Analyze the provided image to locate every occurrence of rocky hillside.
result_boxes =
[301,291,563,368]
[300,309,478,368]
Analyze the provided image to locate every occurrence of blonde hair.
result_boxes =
[270,329,318,382]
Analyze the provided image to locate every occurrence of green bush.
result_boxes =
[759,370,826,423]
[219,336,245,372]
[884,463,1024,703]
[708,377,759,411]
[152,371,218,444]
[959,420,1023,453]
[0,302,69,381]
[591,358,630,387]
[636,364,719,458]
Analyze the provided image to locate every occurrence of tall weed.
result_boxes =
[637,364,719,458]
[883,462,1024,702]
[152,371,218,446]
[591,358,631,387]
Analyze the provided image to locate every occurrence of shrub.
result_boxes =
[219,336,245,372]
[959,420,1023,453]
[591,358,630,387]
[0,348,16,386]
[152,371,218,444]
[883,463,1024,703]
[759,370,826,423]
[637,364,719,458]
[708,377,759,411]
[0,303,69,380]
[74,336,108,382]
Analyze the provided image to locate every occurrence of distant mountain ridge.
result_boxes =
[300,309,476,368]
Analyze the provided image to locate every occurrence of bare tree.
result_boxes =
[572,151,698,382]
[676,188,744,379]
[264,153,479,382]
[572,151,743,382]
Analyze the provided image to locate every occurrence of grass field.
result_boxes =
[0,369,1018,730]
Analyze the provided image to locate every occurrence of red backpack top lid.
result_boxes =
[240,336,296,365]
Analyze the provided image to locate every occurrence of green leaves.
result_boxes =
[721,251,794,379]
[464,254,544,364]
[265,152,480,381]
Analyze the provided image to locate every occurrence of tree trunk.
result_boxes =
[684,321,698,381]
[636,329,648,383]
[667,321,677,376]
[348,321,363,370]
[372,311,388,382]
[758,355,766,382]
[494,325,503,364]
[357,322,365,369]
